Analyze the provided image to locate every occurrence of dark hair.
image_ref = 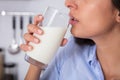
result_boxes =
[75,0,120,46]
[112,0,120,11]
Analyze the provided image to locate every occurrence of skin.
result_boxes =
[21,0,120,80]
[20,15,68,80]
[65,0,120,79]
[24,64,42,80]
[67,0,116,38]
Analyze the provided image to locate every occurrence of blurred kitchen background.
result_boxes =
[0,0,69,80]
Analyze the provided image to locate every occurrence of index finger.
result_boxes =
[34,15,44,25]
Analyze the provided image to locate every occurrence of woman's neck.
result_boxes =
[94,26,120,65]
[92,25,120,79]
[96,37,120,79]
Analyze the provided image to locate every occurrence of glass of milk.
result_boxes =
[25,6,69,68]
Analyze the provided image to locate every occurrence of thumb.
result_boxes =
[61,38,68,46]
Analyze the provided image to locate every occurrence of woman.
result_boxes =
[20,0,120,80]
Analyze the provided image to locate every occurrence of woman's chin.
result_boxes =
[71,31,82,38]
[71,29,82,38]
[71,31,90,39]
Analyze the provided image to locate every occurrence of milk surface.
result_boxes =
[26,27,67,64]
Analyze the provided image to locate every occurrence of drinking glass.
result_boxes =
[25,6,69,68]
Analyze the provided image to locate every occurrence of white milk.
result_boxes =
[26,27,67,64]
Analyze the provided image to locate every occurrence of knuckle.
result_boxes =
[24,33,33,41]
[20,42,33,51]
[20,44,26,50]
[34,15,38,21]
[33,27,37,32]
[28,25,38,33]
[34,15,37,19]
[24,33,34,42]
[27,24,32,32]
[20,44,23,49]
[27,24,32,29]
[24,33,29,39]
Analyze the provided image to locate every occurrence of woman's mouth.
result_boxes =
[69,16,79,25]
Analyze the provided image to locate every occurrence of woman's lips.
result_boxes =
[69,16,79,25]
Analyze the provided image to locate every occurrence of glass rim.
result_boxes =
[43,6,68,17]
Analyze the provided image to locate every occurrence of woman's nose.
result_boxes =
[65,0,77,9]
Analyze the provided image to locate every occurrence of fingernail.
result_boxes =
[34,38,39,43]
[28,46,32,51]
[37,29,42,34]
[39,16,42,19]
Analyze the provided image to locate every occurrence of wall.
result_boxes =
[0,0,69,80]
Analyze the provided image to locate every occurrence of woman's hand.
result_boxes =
[20,15,68,52]
[20,15,44,51]
[21,15,68,80]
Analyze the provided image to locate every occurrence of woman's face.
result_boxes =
[65,0,117,39]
